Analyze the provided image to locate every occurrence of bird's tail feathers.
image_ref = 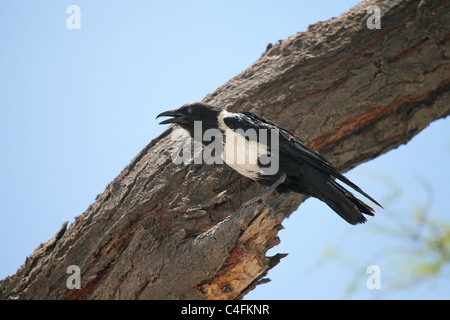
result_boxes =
[318,179,375,225]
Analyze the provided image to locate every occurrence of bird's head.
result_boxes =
[156,102,222,133]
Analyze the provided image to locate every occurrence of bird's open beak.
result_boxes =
[156,110,185,125]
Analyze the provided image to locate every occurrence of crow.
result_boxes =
[157,102,382,225]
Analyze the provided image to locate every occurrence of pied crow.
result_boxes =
[157,102,382,225]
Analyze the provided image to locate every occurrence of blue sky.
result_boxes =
[1,1,449,299]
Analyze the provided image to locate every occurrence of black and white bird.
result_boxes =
[157,102,382,225]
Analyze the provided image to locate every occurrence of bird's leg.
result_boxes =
[242,173,287,208]
[266,191,289,208]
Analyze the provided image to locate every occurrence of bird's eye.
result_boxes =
[187,107,193,114]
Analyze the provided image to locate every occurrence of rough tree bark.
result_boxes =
[1,0,449,300]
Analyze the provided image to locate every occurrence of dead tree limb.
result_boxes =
[1,0,449,299]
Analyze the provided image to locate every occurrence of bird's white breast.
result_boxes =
[217,110,266,180]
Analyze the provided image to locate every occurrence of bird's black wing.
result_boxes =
[223,111,382,208]
[221,111,280,141]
